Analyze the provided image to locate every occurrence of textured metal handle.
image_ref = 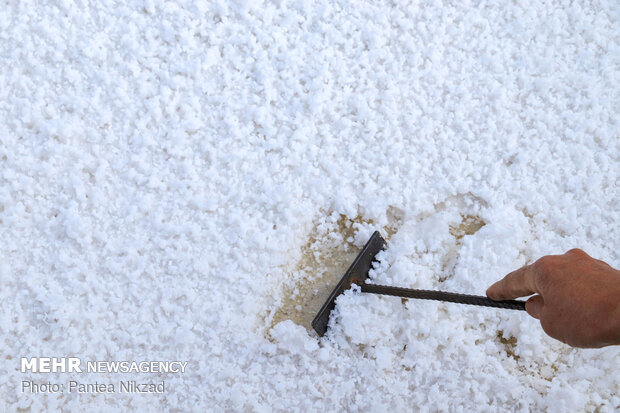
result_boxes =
[361,284,526,311]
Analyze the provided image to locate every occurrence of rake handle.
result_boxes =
[361,284,526,311]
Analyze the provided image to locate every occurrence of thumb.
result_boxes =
[525,295,544,319]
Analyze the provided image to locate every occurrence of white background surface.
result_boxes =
[1,0,618,411]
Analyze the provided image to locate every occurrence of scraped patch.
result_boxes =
[270,214,371,332]
[385,205,405,238]
[271,210,402,332]
[449,215,486,240]
[497,330,519,362]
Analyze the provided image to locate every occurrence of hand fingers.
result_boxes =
[486,264,540,300]
[525,295,544,319]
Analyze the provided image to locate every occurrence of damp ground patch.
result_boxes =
[270,211,403,333]
[270,214,371,332]
[449,214,486,240]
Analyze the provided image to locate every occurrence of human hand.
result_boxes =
[486,249,620,348]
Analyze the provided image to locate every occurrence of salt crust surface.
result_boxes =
[0,0,618,411]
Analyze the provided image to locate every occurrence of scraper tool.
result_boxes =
[312,231,526,336]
